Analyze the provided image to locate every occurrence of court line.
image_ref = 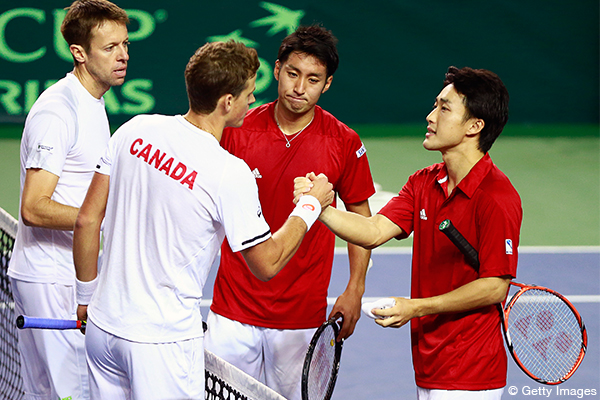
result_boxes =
[4,293,598,312]
[334,246,600,255]
[195,295,600,308]
[4,295,598,311]
[354,295,600,305]
[5,247,598,310]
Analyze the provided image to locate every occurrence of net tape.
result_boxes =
[205,349,285,400]
[0,208,284,400]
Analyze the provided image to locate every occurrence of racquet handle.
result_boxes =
[439,219,480,270]
[16,315,85,330]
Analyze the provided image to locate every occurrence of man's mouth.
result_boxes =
[114,66,127,78]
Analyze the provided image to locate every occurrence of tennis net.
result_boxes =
[205,350,286,400]
[0,207,285,400]
[0,207,22,399]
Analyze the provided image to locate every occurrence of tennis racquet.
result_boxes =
[16,315,86,330]
[439,219,587,385]
[301,314,344,400]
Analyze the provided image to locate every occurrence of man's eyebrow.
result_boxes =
[284,63,325,78]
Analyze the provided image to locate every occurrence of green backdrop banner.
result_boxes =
[0,0,598,128]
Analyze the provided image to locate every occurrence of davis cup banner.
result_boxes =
[0,1,597,127]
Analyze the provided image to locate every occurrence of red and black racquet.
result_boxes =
[439,219,587,385]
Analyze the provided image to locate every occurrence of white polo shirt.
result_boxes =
[88,114,271,343]
[9,73,110,285]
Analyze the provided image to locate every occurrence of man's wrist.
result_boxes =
[76,276,98,305]
[289,195,321,230]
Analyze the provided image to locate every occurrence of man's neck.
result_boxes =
[274,102,315,135]
[183,111,224,142]
[441,148,485,195]
[73,67,108,100]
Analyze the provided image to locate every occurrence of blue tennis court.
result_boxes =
[200,248,600,399]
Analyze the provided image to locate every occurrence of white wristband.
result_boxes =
[76,276,99,306]
[289,195,321,231]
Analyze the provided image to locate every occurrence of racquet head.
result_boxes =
[503,283,587,385]
[301,314,344,400]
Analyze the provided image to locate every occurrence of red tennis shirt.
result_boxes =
[211,102,375,329]
[379,153,522,390]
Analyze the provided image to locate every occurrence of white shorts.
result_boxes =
[85,319,204,400]
[10,278,89,400]
[204,311,316,400]
[417,387,504,400]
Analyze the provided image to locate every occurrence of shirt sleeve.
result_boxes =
[218,157,271,253]
[24,110,76,177]
[95,130,120,176]
[336,132,375,205]
[476,196,521,279]
[378,173,416,239]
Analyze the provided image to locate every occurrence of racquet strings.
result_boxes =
[506,288,584,382]
[306,324,337,400]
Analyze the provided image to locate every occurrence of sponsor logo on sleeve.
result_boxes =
[356,143,366,158]
[505,239,513,255]
[37,144,53,153]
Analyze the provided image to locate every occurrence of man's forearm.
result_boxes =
[73,214,101,282]
[345,242,369,295]
[242,216,307,282]
[22,197,79,230]
[412,277,510,318]
[319,206,388,249]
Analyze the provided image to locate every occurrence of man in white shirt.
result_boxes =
[8,1,129,399]
[73,40,334,400]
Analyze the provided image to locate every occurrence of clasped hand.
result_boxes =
[294,172,334,209]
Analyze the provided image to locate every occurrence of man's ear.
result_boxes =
[221,93,234,113]
[466,118,485,136]
[70,44,86,64]
[274,59,281,82]
[321,75,333,94]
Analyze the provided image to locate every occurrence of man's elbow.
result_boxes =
[74,211,98,233]
[361,239,382,250]
[488,277,512,304]
[490,290,508,305]
[246,263,277,282]
[241,242,283,282]
[242,256,276,282]
[20,204,40,227]
[358,233,388,250]
[253,270,275,282]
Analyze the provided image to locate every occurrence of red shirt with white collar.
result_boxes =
[379,153,522,390]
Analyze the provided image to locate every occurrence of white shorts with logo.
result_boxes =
[85,319,204,400]
[417,387,504,400]
[204,311,316,400]
[10,278,89,400]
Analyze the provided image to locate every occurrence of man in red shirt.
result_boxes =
[297,66,522,399]
[204,25,375,400]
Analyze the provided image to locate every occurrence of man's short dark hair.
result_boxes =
[444,66,509,153]
[277,25,339,78]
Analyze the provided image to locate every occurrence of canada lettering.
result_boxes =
[130,138,197,190]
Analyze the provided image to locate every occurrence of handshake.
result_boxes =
[293,172,334,210]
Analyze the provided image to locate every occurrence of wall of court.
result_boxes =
[0,0,598,135]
